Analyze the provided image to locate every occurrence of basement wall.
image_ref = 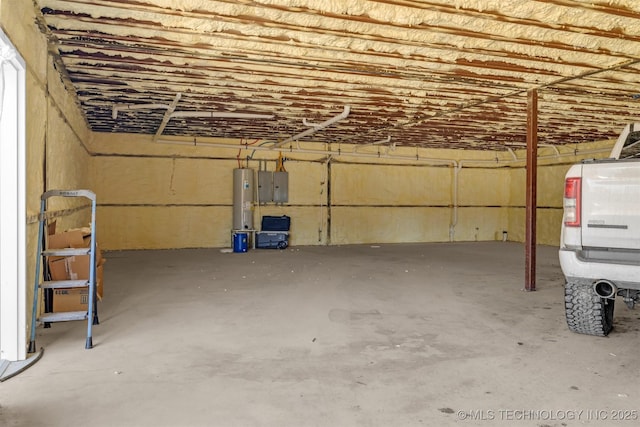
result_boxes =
[2,0,94,348]
[507,149,611,245]
[87,133,613,250]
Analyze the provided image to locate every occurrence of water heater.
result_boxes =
[233,168,254,230]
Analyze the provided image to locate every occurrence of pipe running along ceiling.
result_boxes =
[34,0,640,151]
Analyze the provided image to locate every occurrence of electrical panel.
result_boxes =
[258,171,289,204]
[273,172,288,203]
[258,170,274,203]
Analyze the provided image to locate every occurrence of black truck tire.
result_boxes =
[565,281,614,336]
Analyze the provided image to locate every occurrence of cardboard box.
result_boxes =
[51,264,104,312]
[52,288,89,313]
[48,252,104,280]
[47,229,103,265]
[46,228,105,300]
[48,258,104,299]
[47,229,85,250]
[48,256,68,281]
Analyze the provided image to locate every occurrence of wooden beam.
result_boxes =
[525,89,538,291]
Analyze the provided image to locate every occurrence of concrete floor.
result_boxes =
[1,242,639,427]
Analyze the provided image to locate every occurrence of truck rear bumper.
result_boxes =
[559,248,640,290]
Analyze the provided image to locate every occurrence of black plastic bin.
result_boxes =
[256,231,289,249]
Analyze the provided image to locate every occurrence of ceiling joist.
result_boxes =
[34,0,640,150]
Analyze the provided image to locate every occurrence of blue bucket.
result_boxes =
[232,232,248,253]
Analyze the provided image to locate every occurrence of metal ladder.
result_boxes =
[28,190,99,351]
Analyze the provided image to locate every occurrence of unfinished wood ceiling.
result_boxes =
[35,0,640,150]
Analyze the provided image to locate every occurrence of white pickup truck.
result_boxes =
[560,123,640,336]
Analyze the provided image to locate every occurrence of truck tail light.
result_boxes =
[564,177,581,227]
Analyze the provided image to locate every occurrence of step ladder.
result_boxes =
[28,190,99,351]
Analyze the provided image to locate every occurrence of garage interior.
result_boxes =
[1,1,640,425]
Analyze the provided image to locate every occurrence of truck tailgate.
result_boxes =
[582,160,640,250]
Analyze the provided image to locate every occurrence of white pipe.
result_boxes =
[610,123,640,160]
[155,136,609,165]
[547,144,561,156]
[112,103,170,119]
[154,93,182,141]
[272,105,351,148]
[371,136,391,146]
[170,111,274,120]
[156,137,456,165]
[302,118,322,127]
[156,136,612,170]
[113,103,273,121]
[505,142,560,156]
[353,136,391,152]
[449,162,461,242]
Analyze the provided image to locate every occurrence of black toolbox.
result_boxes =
[257,215,290,249]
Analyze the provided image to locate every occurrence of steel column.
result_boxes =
[525,89,538,291]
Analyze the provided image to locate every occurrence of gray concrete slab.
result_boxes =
[1,242,639,426]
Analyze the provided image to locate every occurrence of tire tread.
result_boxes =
[565,281,614,336]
